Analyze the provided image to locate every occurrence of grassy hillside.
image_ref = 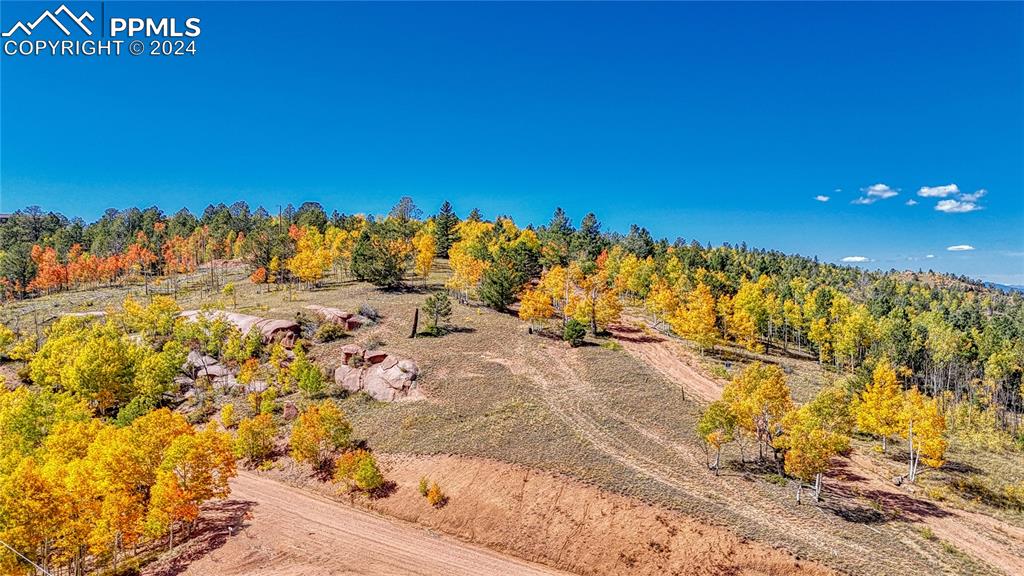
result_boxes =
[5,262,1020,575]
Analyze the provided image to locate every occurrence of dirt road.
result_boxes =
[608,321,724,402]
[152,471,575,576]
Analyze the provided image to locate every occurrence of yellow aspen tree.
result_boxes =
[723,362,793,460]
[413,229,437,280]
[775,385,852,503]
[145,470,196,550]
[854,359,903,452]
[288,225,331,287]
[775,410,839,504]
[290,400,353,470]
[567,275,622,335]
[0,457,63,573]
[268,255,281,287]
[696,400,736,474]
[782,298,803,351]
[159,426,236,508]
[646,276,680,326]
[807,317,833,363]
[684,282,718,354]
[518,287,556,328]
[715,293,733,340]
[901,387,947,482]
[537,265,569,323]
[730,307,760,353]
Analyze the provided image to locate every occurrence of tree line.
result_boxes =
[2,200,1021,427]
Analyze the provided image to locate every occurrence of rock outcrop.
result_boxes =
[333,346,422,402]
[181,310,300,348]
[305,305,371,331]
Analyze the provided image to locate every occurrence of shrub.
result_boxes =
[220,403,237,428]
[246,392,261,413]
[334,449,384,493]
[237,358,259,385]
[292,343,326,398]
[426,481,447,508]
[234,414,278,465]
[359,305,380,321]
[115,396,155,427]
[422,291,453,334]
[290,400,352,470]
[315,322,348,343]
[563,318,586,347]
[260,387,278,415]
[418,476,430,497]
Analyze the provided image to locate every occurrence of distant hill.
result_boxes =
[985,282,1024,294]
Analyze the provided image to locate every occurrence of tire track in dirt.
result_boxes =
[155,471,575,576]
[607,321,725,403]
[484,341,890,572]
[605,316,1024,575]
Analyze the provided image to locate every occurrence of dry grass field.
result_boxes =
[4,262,1023,576]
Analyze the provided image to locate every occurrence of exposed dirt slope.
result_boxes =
[144,471,573,576]
[364,454,834,576]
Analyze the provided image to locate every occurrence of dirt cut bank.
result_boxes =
[361,454,834,576]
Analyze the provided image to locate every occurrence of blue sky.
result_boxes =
[1,1,1022,284]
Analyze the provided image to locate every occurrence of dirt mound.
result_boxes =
[363,454,832,576]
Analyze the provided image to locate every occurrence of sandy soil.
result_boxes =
[143,471,573,576]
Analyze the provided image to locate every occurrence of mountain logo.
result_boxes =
[2,4,95,37]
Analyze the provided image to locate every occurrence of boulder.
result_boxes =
[183,351,219,376]
[378,355,400,370]
[345,314,371,331]
[282,401,298,421]
[305,305,353,325]
[340,344,364,364]
[362,372,398,402]
[197,364,231,379]
[333,351,422,402]
[244,380,269,394]
[181,310,300,348]
[212,374,238,390]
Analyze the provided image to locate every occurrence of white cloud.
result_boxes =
[925,254,935,259]
[815,195,830,202]
[905,199,918,206]
[841,256,871,263]
[865,183,898,198]
[959,188,987,202]
[946,245,975,252]
[935,199,981,213]
[917,184,959,198]
[853,183,898,205]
